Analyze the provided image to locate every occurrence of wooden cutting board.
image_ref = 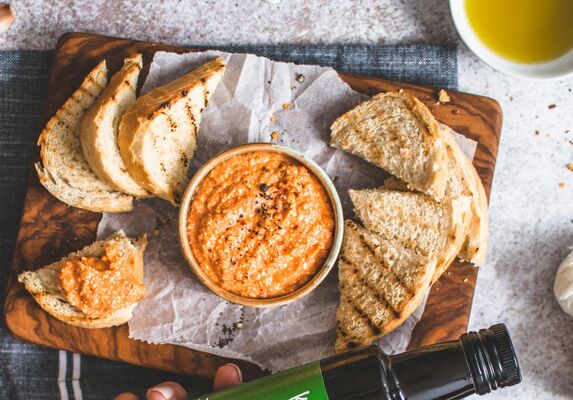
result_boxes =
[3,32,502,380]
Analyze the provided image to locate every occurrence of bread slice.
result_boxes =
[349,188,470,283]
[35,60,134,212]
[80,54,149,197]
[442,131,489,266]
[118,57,226,205]
[18,232,146,329]
[381,132,489,266]
[335,220,435,352]
[331,92,448,200]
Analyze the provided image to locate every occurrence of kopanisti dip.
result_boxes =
[186,151,334,299]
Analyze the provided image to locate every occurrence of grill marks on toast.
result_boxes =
[118,57,226,205]
[335,220,436,352]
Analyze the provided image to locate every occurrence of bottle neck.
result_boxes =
[389,341,475,400]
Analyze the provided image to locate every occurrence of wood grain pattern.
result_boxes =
[3,32,502,378]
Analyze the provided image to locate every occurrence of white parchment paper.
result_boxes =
[97,50,477,371]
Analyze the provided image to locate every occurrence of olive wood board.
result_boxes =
[3,32,502,380]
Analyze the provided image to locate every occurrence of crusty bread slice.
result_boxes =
[442,131,489,266]
[349,188,470,283]
[35,60,134,212]
[335,220,435,352]
[331,92,448,200]
[18,232,146,329]
[381,132,489,266]
[80,54,149,197]
[118,57,226,205]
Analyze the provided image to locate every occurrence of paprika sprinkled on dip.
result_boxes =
[185,150,335,300]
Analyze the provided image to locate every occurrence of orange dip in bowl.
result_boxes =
[186,151,334,299]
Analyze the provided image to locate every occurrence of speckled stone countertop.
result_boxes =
[1,0,572,398]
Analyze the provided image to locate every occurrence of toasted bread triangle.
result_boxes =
[335,220,435,352]
[331,92,448,201]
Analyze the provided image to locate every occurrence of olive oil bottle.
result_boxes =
[193,324,521,399]
[465,0,573,63]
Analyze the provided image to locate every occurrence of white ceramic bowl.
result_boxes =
[450,0,573,80]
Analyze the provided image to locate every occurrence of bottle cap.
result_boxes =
[461,323,521,395]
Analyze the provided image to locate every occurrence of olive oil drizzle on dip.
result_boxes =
[186,151,334,299]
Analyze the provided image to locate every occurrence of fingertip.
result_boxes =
[114,394,140,400]
[213,363,243,391]
[146,381,188,400]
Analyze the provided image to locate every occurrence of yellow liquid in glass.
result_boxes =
[465,0,573,63]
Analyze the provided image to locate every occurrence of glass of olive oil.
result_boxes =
[450,0,573,79]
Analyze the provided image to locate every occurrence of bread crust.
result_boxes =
[442,130,489,266]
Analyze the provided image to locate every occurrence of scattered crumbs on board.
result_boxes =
[438,89,450,103]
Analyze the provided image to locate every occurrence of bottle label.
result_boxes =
[193,361,329,400]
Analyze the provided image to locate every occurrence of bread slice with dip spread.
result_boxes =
[118,57,226,205]
[18,231,146,329]
[80,54,149,197]
[335,220,436,352]
[35,60,134,212]
[330,92,449,201]
[349,188,470,284]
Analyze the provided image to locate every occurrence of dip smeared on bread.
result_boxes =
[18,232,146,329]
[186,151,334,299]
[59,241,145,318]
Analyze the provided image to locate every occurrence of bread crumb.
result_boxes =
[567,163,573,172]
[463,278,468,283]
[271,131,279,140]
[296,74,305,83]
[269,114,276,123]
[438,89,451,103]
[282,103,291,109]
[451,109,460,115]
[397,88,404,93]
[153,228,160,237]
[548,104,556,109]
[559,182,566,188]
[535,130,540,135]
[509,96,513,101]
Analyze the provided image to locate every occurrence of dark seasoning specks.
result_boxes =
[214,306,246,348]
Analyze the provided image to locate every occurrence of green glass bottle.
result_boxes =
[193,323,521,400]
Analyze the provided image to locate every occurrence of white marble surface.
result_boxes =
[1,0,572,398]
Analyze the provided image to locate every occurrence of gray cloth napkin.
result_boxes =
[0,45,457,400]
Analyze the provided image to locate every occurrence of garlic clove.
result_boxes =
[0,3,14,35]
